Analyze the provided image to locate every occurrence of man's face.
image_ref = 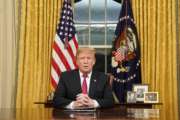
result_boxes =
[76,51,95,74]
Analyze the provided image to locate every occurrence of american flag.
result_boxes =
[51,0,78,89]
[112,48,126,62]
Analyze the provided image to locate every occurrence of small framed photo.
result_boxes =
[144,92,159,103]
[133,84,148,102]
[126,91,136,103]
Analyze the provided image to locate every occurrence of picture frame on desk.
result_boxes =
[144,92,159,103]
[133,84,148,102]
[126,91,136,103]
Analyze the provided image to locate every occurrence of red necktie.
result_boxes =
[82,74,87,94]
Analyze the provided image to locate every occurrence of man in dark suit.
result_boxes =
[53,47,114,109]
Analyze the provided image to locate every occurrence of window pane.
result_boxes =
[107,0,121,22]
[74,0,89,22]
[107,24,117,45]
[91,0,105,22]
[90,25,105,45]
[74,0,122,73]
[76,25,89,45]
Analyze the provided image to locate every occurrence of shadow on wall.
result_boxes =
[93,53,112,73]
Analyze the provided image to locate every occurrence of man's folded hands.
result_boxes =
[73,94,95,108]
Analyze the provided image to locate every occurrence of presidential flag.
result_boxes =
[51,0,78,89]
[111,0,141,103]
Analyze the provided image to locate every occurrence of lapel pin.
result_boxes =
[94,79,96,82]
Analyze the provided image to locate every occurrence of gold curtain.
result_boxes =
[132,0,179,120]
[16,0,63,108]
[177,0,180,117]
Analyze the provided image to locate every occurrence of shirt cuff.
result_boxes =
[65,101,75,109]
[93,100,100,108]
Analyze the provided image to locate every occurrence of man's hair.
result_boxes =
[76,47,96,58]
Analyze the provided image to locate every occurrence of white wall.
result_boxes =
[0,0,16,108]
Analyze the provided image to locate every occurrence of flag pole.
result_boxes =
[125,0,128,57]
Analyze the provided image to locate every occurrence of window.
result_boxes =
[74,0,121,73]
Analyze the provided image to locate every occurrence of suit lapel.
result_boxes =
[88,71,97,97]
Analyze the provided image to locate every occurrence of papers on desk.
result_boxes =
[64,106,96,112]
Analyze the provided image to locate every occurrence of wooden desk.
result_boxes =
[53,106,160,120]
[0,106,161,120]
[118,102,163,108]
[34,101,162,108]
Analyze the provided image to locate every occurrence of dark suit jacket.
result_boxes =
[53,69,114,108]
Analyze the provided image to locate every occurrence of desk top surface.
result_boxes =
[0,106,162,120]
